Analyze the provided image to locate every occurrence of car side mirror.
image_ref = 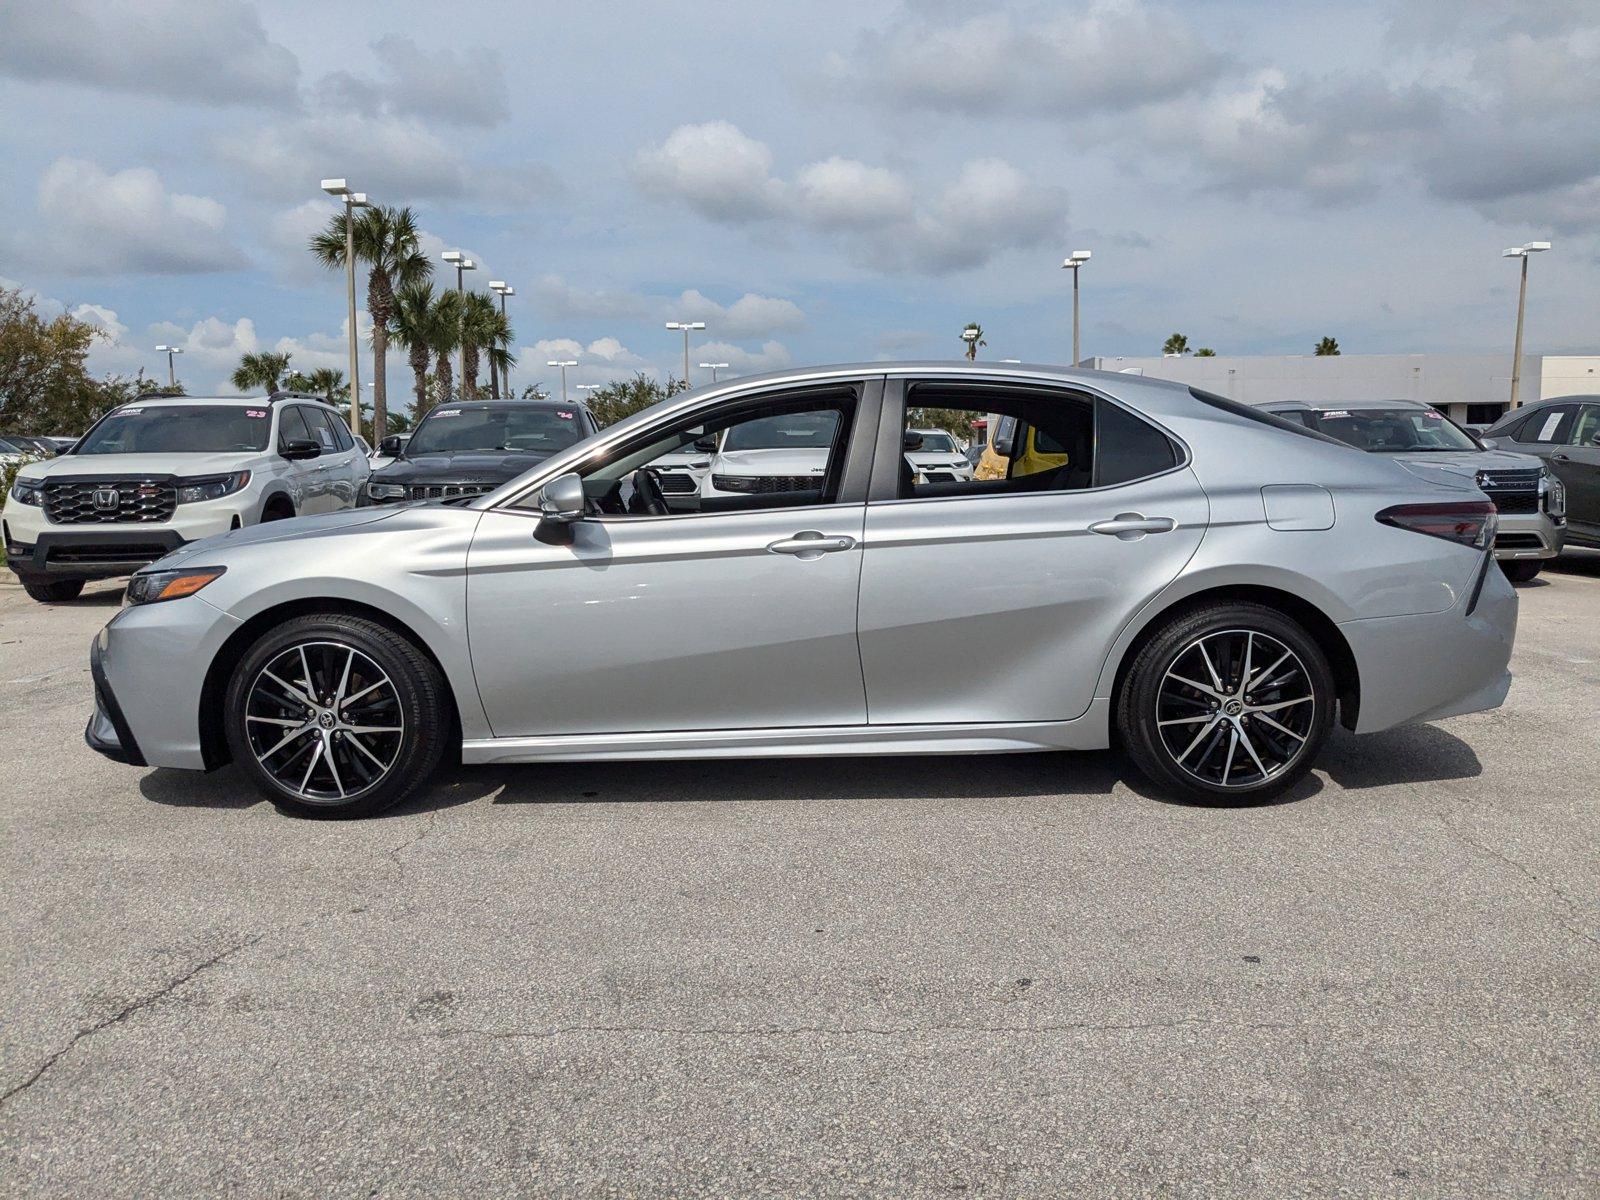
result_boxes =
[903,431,924,451]
[379,435,403,457]
[1589,431,1600,447]
[991,423,1017,458]
[692,435,718,453]
[537,472,586,523]
[281,438,321,461]
[1477,436,1501,449]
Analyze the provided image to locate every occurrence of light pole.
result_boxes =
[321,179,370,435]
[154,344,183,387]
[699,361,729,383]
[1061,249,1091,366]
[665,320,706,383]
[547,359,577,404]
[441,250,476,400]
[489,280,515,397]
[1503,241,1551,409]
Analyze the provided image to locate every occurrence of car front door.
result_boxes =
[275,405,331,513]
[1555,403,1600,539]
[304,406,365,510]
[856,378,1208,726]
[464,381,880,738]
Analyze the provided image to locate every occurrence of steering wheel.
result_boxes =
[630,467,670,517]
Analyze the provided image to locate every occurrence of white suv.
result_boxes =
[3,393,369,603]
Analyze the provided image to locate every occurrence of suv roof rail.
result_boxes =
[266,390,331,404]
[134,388,186,399]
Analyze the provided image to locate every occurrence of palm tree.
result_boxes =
[232,350,292,393]
[961,322,987,362]
[310,205,431,442]
[458,291,500,401]
[485,309,515,398]
[1194,347,1216,357]
[1162,333,1190,356]
[305,367,348,402]
[428,290,462,412]
[390,280,440,416]
[1314,336,1340,356]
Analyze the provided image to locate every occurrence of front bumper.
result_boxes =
[1490,509,1565,561]
[4,499,241,582]
[86,635,146,765]
[1339,550,1518,732]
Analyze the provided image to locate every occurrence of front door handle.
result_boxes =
[1552,453,1571,462]
[767,531,856,557]
[1089,513,1177,540]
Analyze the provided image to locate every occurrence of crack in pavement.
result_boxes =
[0,934,263,1111]
[416,1017,1301,1042]
[383,809,439,880]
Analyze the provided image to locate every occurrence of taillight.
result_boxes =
[1376,500,1496,549]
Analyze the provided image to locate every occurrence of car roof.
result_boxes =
[428,399,583,412]
[1256,398,1431,413]
[113,395,338,409]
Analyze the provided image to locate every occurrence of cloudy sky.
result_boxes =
[2,0,1596,398]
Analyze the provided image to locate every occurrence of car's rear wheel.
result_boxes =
[1499,559,1542,583]
[22,578,85,603]
[1117,602,1336,804]
[224,614,448,818]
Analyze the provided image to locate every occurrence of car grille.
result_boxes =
[923,471,958,483]
[658,472,698,495]
[1476,467,1541,515]
[1495,532,1545,550]
[409,483,495,500]
[48,543,173,565]
[43,479,176,525]
[711,474,821,494]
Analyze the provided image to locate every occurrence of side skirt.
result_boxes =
[462,699,1112,764]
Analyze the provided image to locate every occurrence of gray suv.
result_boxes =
[1257,399,1565,582]
[1480,397,1600,553]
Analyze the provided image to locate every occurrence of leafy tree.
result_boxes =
[232,351,292,393]
[0,286,117,434]
[1194,347,1216,357]
[582,372,686,427]
[457,291,500,401]
[390,280,442,417]
[519,384,551,401]
[134,371,185,395]
[961,322,987,361]
[1314,336,1340,356]
[283,368,348,402]
[906,406,981,443]
[1162,333,1190,355]
[310,204,431,442]
[428,291,462,414]
[485,309,516,398]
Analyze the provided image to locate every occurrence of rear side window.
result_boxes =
[322,409,355,451]
[1095,399,1178,487]
[1514,405,1574,444]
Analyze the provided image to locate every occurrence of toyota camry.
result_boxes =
[85,363,1517,817]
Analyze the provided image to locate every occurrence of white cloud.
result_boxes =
[532,274,651,322]
[0,0,299,108]
[671,290,807,338]
[369,35,509,128]
[635,123,1063,273]
[692,340,792,375]
[16,158,245,276]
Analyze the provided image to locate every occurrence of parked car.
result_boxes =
[1480,397,1600,551]
[698,408,838,506]
[365,401,599,504]
[0,436,31,466]
[369,432,407,470]
[4,392,369,603]
[1256,399,1565,582]
[44,436,80,453]
[904,428,976,483]
[85,363,1517,818]
[2,434,57,457]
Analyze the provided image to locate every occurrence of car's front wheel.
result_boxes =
[22,578,85,603]
[223,614,449,818]
[1499,559,1542,583]
[1117,602,1336,804]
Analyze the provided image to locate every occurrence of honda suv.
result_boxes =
[1257,399,1565,582]
[4,393,369,603]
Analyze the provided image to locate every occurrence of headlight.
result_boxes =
[9,477,43,506]
[1541,469,1566,517]
[125,566,227,605]
[176,471,251,504]
[367,481,408,501]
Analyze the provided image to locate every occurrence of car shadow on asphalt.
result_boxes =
[136,723,1483,818]
[1548,548,1600,579]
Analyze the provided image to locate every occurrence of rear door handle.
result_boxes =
[767,531,856,557]
[1089,513,1177,540]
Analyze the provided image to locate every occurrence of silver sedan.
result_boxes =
[86,363,1518,817]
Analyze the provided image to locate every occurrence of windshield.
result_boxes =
[1312,408,1479,453]
[723,410,839,451]
[75,405,272,455]
[911,432,957,453]
[406,406,586,455]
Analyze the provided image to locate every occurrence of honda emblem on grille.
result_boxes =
[92,486,121,511]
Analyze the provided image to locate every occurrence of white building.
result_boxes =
[1086,353,1597,425]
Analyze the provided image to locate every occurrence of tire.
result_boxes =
[22,578,85,603]
[260,496,295,522]
[1117,601,1336,804]
[1499,559,1542,583]
[223,613,449,818]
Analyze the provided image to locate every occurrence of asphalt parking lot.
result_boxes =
[1,558,1596,1197]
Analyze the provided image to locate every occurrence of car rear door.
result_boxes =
[856,378,1208,726]
[1556,403,1600,538]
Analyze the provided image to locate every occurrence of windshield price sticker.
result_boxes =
[245,409,267,418]
[120,407,144,416]
[1323,410,1350,419]
[557,411,574,420]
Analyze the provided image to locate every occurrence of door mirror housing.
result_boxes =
[692,435,718,453]
[280,438,321,461]
[991,415,1018,458]
[537,472,586,523]
[1477,435,1501,449]
[903,430,924,451]
[379,435,404,457]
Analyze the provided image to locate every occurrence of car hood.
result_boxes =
[1390,447,1544,488]
[154,506,405,568]
[20,451,259,480]
[711,447,830,475]
[374,450,555,484]
[907,450,968,467]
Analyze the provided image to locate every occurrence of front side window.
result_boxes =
[1565,405,1600,447]
[277,405,313,449]
[408,406,588,455]
[76,405,272,455]
[1311,407,1479,453]
[1514,405,1573,445]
